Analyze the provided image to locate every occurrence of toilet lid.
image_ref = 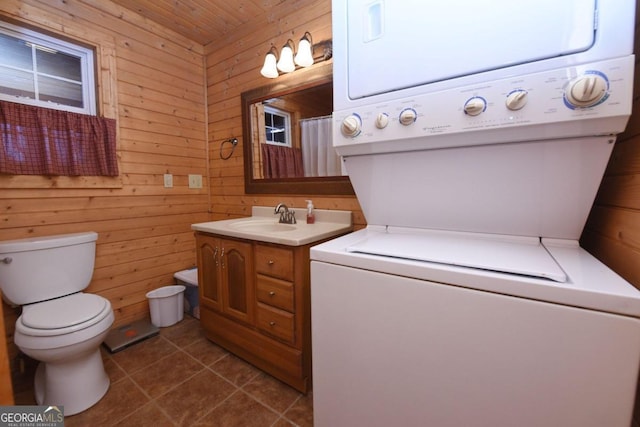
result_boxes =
[21,293,108,330]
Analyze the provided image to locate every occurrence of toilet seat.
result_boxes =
[17,293,112,337]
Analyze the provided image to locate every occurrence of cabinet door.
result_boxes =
[196,234,222,311]
[221,239,254,324]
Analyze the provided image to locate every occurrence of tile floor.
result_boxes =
[15,316,313,426]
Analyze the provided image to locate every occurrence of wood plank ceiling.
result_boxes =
[110,0,280,45]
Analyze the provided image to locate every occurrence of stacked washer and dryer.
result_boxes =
[310,1,640,426]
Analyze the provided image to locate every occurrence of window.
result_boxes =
[0,20,96,115]
[264,106,292,147]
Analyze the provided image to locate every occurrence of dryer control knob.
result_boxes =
[464,97,486,116]
[505,90,528,111]
[565,74,608,108]
[399,108,417,125]
[341,114,362,137]
[375,113,389,129]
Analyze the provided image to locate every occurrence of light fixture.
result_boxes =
[276,40,296,73]
[260,46,279,79]
[260,33,333,78]
[294,32,314,67]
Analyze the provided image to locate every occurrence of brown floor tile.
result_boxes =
[283,392,313,427]
[13,389,37,406]
[161,317,204,348]
[111,335,177,374]
[11,355,38,405]
[130,350,203,399]
[272,418,297,427]
[243,372,301,413]
[64,377,150,426]
[156,368,236,426]
[183,336,229,366]
[210,354,260,387]
[117,402,175,427]
[14,317,314,425]
[103,357,127,384]
[195,390,279,427]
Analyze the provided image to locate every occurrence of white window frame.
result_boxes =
[264,106,292,147]
[0,20,96,115]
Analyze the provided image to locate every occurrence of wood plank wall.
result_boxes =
[0,0,209,381]
[204,0,365,226]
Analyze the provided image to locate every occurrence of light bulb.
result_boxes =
[260,51,278,78]
[295,34,314,67]
[277,41,295,73]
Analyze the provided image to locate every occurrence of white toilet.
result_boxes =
[0,231,114,415]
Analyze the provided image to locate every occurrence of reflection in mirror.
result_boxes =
[242,64,354,195]
[249,82,343,179]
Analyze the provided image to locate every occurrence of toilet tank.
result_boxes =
[0,232,98,305]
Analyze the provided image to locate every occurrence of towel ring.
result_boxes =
[219,137,238,160]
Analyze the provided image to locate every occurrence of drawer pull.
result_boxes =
[269,321,276,326]
[268,260,275,265]
[269,291,276,296]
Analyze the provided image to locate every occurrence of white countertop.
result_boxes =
[191,206,353,246]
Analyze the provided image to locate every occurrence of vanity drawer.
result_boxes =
[257,274,294,312]
[257,303,295,344]
[255,245,294,280]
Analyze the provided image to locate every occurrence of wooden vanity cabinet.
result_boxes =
[196,234,254,325]
[195,232,313,393]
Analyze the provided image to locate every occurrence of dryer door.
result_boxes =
[345,0,596,99]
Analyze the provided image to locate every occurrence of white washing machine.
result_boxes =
[311,226,640,427]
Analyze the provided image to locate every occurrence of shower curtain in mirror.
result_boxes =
[300,116,341,177]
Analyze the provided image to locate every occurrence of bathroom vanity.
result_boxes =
[192,207,351,392]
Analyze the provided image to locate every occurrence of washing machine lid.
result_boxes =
[22,293,107,330]
[346,228,567,283]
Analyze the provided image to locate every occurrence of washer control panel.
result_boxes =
[333,56,633,154]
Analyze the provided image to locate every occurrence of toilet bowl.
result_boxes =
[0,232,114,415]
[15,293,114,415]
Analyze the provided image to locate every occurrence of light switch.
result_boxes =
[163,174,173,188]
[188,174,202,189]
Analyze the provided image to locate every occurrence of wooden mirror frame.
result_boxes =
[241,62,354,195]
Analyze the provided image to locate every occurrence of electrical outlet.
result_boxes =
[188,174,202,189]
[163,173,173,188]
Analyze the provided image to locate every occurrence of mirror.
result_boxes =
[242,63,354,195]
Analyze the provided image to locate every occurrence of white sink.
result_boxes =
[228,220,296,233]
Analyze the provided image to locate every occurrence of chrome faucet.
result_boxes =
[274,203,296,224]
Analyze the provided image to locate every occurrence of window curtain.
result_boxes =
[300,116,340,177]
[0,100,118,176]
[261,144,304,178]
